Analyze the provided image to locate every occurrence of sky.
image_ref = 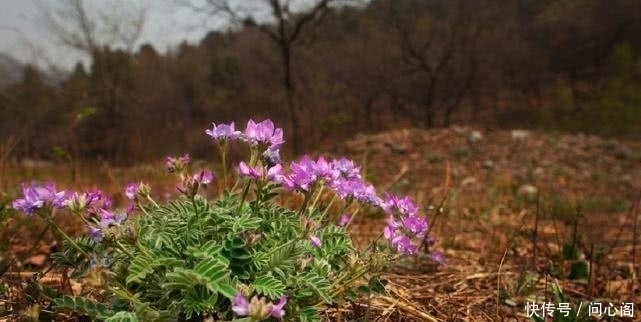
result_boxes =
[0,0,220,70]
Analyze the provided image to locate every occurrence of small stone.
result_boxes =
[517,184,538,199]
[468,130,484,143]
[511,129,531,140]
[482,160,494,169]
[533,167,545,177]
[461,177,477,188]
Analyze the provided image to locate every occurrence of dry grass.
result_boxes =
[1,128,640,321]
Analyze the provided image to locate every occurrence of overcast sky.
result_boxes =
[0,0,218,70]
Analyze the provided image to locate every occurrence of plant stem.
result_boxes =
[236,181,251,216]
[309,185,325,211]
[318,195,338,224]
[146,194,160,209]
[219,141,228,190]
[47,218,90,258]
[344,206,361,228]
[297,190,313,218]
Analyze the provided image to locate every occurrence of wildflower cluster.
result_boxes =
[206,119,435,256]
[12,182,68,215]
[12,118,443,322]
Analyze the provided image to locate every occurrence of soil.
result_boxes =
[2,126,640,321]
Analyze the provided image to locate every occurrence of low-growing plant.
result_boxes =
[10,119,444,322]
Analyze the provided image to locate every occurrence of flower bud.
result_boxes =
[237,284,254,298]
[248,296,272,320]
[66,192,89,214]
[137,183,152,198]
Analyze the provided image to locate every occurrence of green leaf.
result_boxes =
[52,295,113,319]
[126,255,183,285]
[105,311,140,322]
[299,307,320,322]
[193,257,231,290]
[215,282,238,299]
[368,276,388,294]
[568,261,590,280]
[187,240,224,260]
[163,268,202,291]
[265,242,300,278]
[254,274,286,299]
[562,241,578,260]
[301,273,332,304]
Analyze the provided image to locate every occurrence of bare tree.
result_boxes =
[35,0,146,164]
[178,0,364,154]
[36,0,146,55]
[391,0,469,128]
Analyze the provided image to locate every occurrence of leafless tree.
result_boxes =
[391,0,469,128]
[36,0,146,55]
[178,0,365,154]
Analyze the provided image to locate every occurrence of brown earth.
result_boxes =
[2,126,640,321]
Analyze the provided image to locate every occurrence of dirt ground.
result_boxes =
[1,126,639,321]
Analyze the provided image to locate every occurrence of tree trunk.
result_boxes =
[280,42,301,155]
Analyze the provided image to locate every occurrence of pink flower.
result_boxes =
[310,236,322,248]
[243,119,284,150]
[238,161,263,179]
[339,214,351,226]
[231,294,249,316]
[270,296,288,319]
[206,122,242,141]
[194,170,214,185]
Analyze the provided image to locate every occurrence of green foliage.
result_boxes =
[52,296,113,320]
[51,184,391,322]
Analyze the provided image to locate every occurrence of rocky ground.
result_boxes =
[334,126,641,202]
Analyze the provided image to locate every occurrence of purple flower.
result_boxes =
[382,194,418,217]
[310,236,322,248]
[232,294,250,316]
[402,215,428,238]
[266,164,284,183]
[383,216,421,254]
[194,170,214,185]
[339,214,350,226]
[99,208,115,221]
[89,210,127,242]
[125,182,142,200]
[331,158,361,180]
[351,182,381,206]
[206,122,242,141]
[431,251,447,265]
[262,148,282,167]
[84,190,111,215]
[166,154,190,173]
[238,161,263,179]
[313,157,339,182]
[12,182,68,215]
[269,296,288,320]
[283,156,318,191]
[331,178,381,206]
[383,216,401,240]
[89,226,103,242]
[391,234,417,254]
[243,119,285,149]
